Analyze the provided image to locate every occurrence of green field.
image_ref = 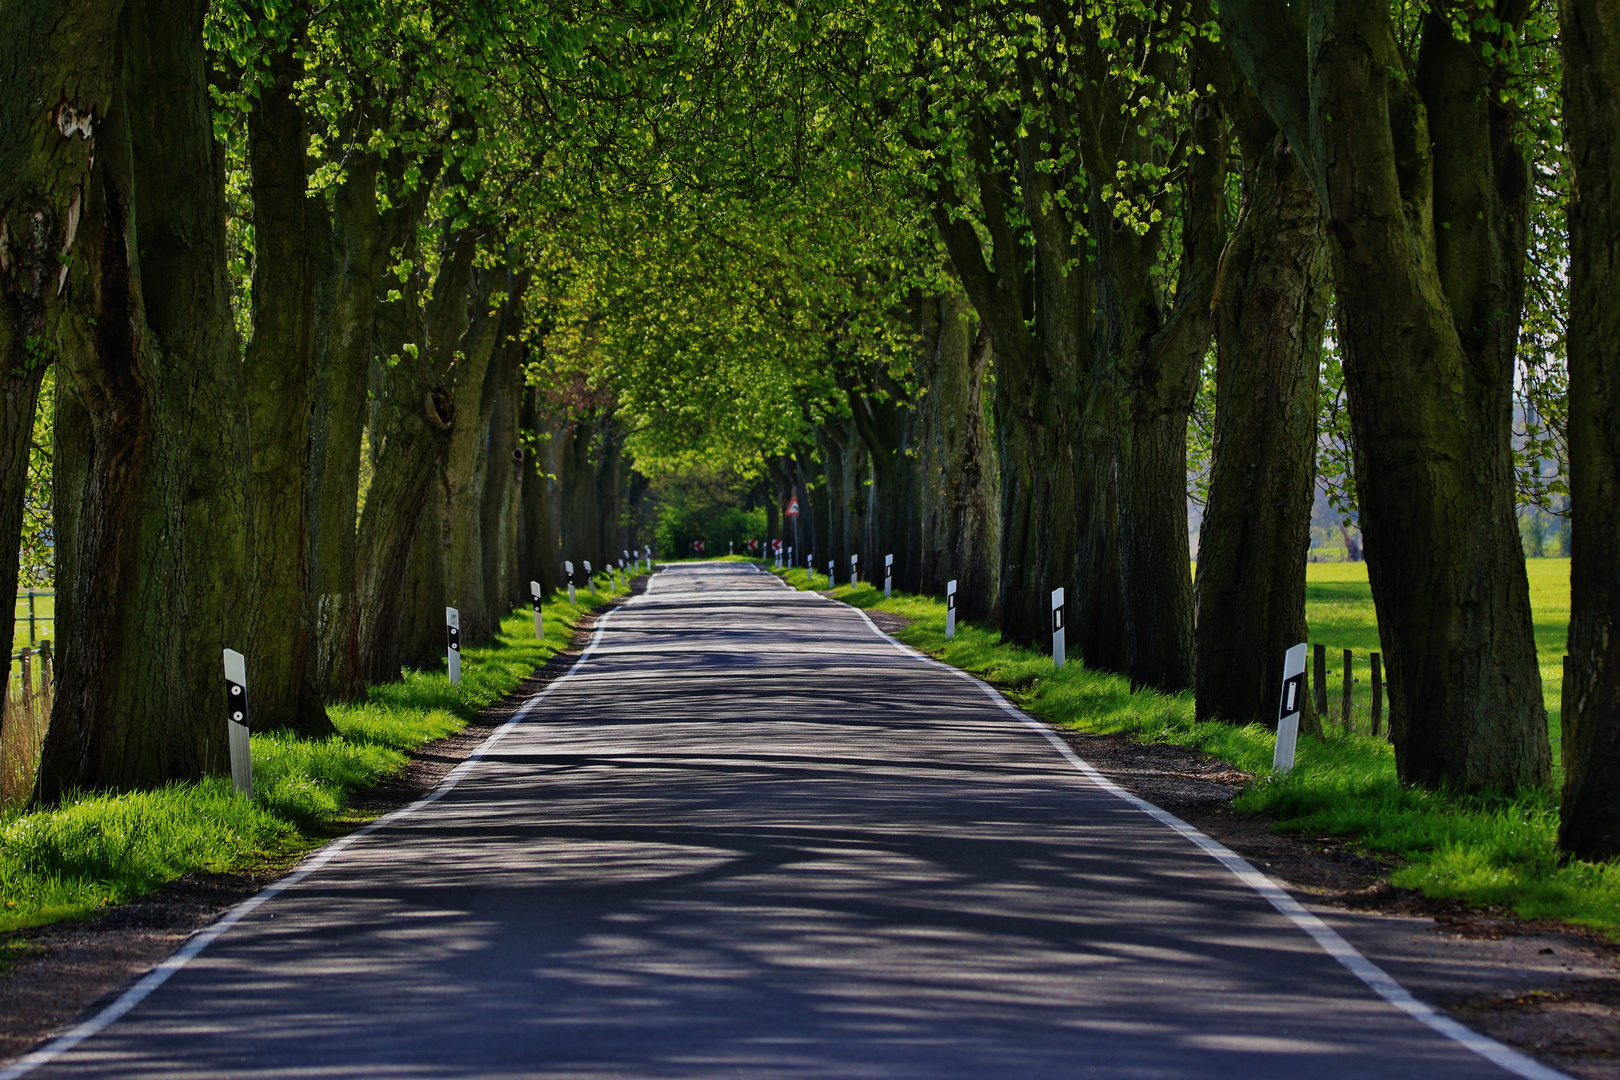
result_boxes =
[1305,558,1568,755]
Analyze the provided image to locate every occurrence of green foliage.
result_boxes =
[775,565,1620,937]
[0,582,626,934]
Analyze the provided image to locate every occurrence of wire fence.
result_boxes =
[1309,644,1387,737]
[2,640,50,805]
[12,588,54,654]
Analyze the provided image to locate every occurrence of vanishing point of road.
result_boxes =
[18,563,1557,1078]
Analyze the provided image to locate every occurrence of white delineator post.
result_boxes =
[644,545,651,571]
[531,580,544,639]
[884,554,893,598]
[1273,642,1309,774]
[565,561,576,605]
[585,560,595,595]
[446,607,462,685]
[827,560,835,589]
[946,579,958,641]
[222,649,252,798]
[850,553,859,587]
[1051,587,1066,669]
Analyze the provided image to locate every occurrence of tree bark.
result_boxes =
[243,38,333,736]
[305,148,386,704]
[1559,0,1620,858]
[1196,133,1329,726]
[355,222,476,683]
[915,292,999,618]
[0,0,120,764]
[38,0,252,798]
[437,266,504,644]
[1223,0,1551,790]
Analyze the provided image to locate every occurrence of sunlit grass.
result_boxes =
[0,580,629,934]
[778,565,1618,938]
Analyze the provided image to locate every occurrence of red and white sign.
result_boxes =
[785,496,800,518]
[693,540,706,554]
[772,539,782,553]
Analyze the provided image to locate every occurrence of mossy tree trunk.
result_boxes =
[1559,0,1620,858]
[1196,128,1330,726]
[913,292,999,619]
[243,36,333,736]
[0,1,122,758]
[1224,0,1551,790]
[305,146,388,704]
[355,222,477,683]
[38,0,252,798]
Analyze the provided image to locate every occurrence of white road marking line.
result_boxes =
[0,613,619,1080]
[838,600,1570,1080]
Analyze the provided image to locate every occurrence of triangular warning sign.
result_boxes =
[786,496,800,517]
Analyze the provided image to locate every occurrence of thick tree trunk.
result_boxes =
[306,150,385,704]
[1224,0,1551,790]
[816,426,845,574]
[355,225,476,683]
[243,40,332,736]
[916,293,999,617]
[1321,2,1548,789]
[1559,0,1620,859]
[0,0,114,764]
[850,386,908,580]
[559,417,602,570]
[1196,135,1329,726]
[1107,93,1223,694]
[39,0,252,798]
[437,267,503,644]
[481,337,522,619]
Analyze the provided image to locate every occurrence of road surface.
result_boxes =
[19,563,1554,1078]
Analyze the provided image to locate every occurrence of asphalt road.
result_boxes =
[22,563,1555,1078]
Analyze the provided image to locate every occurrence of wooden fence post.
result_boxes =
[1370,652,1383,737]
[1342,648,1354,730]
[1314,644,1328,716]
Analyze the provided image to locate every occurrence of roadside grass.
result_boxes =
[776,564,1620,938]
[0,578,632,935]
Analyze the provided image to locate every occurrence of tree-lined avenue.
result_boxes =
[21,564,1546,1078]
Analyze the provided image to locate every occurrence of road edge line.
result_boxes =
[0,611,619,1080]
[836,602,1569,1080]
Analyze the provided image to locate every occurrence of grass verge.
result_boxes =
[775,565,1620,939]
[0,578,635,935]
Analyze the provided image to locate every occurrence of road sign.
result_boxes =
[786,496,800,517]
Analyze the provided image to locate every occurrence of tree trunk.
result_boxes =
[306,149,385,704]
[1106,88,1224,694]
[437,267,503,644]
[39,0,252,798]
[1559,0,1620,858]
[1323,3,1548,789]
[0,0,114,765]
[922,293,1000,619]
[1196,134,1329,726]
[482,334,522,619]
[1223,0,1551,790]
[355,223,476,683]
[815,426,844,574]
[243,39,333,736]
[849,385,909,580]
